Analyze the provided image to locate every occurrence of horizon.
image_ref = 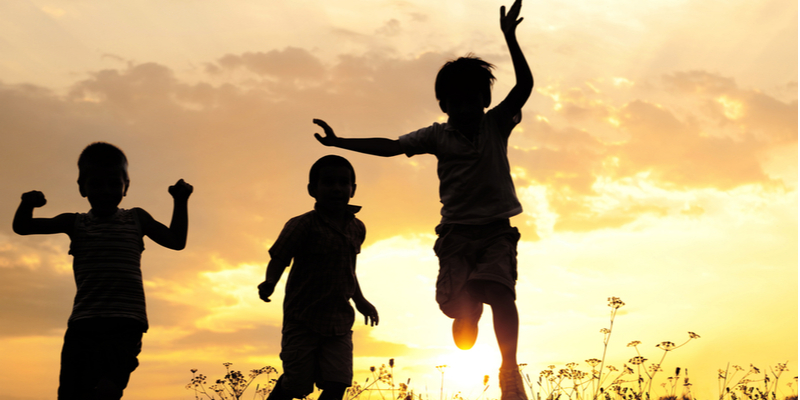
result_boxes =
[0,1,796,399]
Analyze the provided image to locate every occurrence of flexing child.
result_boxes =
[12,142,193,400]
[312,1,532,399]
[258,155,379,400]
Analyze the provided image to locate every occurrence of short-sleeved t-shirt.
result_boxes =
[398,104,523,225]
[269,205,365,336]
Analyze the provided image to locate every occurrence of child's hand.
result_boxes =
[500,0,524,36]
[313,119,338,147]
[258,281,276,302]
[355,299,379,327]
[21,191,47,208]
[168,179,193,201]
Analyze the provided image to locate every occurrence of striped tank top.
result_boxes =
[68,208,147,331]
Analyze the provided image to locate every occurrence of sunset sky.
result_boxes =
[0,1,796,399]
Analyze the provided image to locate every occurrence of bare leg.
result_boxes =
[482,282,519,370]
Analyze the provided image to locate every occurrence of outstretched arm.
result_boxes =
[499,0,534,114]
[12,191,74,235]
[352,276,379,326]
[313,119,403,157]
[138,179,193,250]
[258,258,288,302]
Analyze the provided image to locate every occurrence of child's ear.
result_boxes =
[350,183,357,198]
[307,183,317,198]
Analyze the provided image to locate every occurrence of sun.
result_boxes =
[430,343,504,399]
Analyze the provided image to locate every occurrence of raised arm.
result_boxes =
[499,0,534,114]
[313,119,402,157]
[137,179,193,250]
[12,191,74,235]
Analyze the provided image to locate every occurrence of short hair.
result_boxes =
[435,56,496,103]
[77,142,129,186]
[309,155,356,186]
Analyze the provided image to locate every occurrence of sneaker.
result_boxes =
[499,368,528,400]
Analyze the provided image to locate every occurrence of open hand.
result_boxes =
[313,119,338,146]
[500,0,524,35]
[21,191,47,208]
[355,299,379,326]
[168,179,193,201]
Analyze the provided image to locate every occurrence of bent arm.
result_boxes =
[12,192,73,235]
[138,196,188,251]
[352,271,379,326]
[140,180,192,250]
[258,258,289,302]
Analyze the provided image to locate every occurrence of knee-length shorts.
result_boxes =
[433,219,521,319]
[280,322,353,397]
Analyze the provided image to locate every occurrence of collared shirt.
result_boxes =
[269,204,365,336]
[68,208,148,331]
[398,103,523,225]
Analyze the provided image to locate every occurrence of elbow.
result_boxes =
[12,223,29,235]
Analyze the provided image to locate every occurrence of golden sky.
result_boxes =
[0,1,796,400]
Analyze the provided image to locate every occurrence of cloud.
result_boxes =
[0,235,74,337]
[214,47,326,80]
[505,69,795,234]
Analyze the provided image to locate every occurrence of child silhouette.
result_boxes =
[13,142,193,400]
[258,155,379,400]
[313,1,532,399]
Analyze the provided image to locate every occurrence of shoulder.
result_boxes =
[278,211,316,235]
[399,122,448,155]
[131,207,153,223]
[55,213,79,234]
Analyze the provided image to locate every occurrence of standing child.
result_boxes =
[312,1,532,399]
[258,155,379,400]
[12,142,193,400]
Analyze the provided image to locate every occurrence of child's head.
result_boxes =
[308,155,357,209]
[77,142,130,212]
[435,56,496,116]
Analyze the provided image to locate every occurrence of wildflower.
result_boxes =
[607,297,625,309]
[623,365,634,374]
[648,364,663,374]
[586,358,602,367]
[732,365,743,371]
[629,356,647,365]
[371,366,376,372]
[389,358,395,368]
[688,332,700,339]
[656,341,676,351]
[484,375,490,386]
[627,341,641,347]
[600,328,611,334]
[749,364,761,374]
[191,368,198,373]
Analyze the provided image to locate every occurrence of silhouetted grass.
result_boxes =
[186,298,796,400]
